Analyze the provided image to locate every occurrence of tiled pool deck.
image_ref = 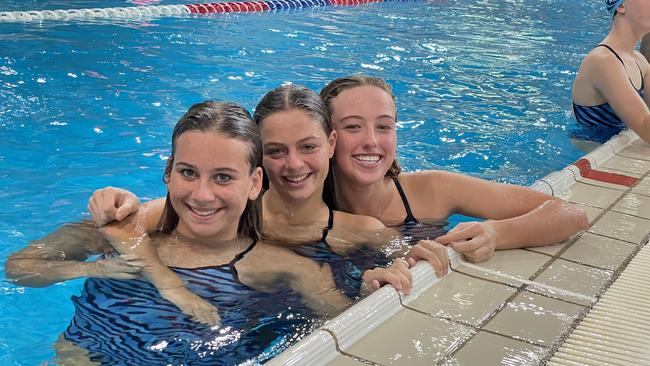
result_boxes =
[270,132,650,366]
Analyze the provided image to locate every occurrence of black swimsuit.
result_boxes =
[392,177,448,241]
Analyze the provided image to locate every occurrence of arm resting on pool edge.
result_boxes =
[4,220,143,287]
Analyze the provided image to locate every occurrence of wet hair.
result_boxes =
[253,84,337,209]
[320,74,402,178]
[159,101,262,240]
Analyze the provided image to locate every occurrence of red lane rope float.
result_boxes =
[573,158,639,187]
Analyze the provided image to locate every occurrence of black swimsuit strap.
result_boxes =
[320,208,334,242]
[229,239,258,285]
[596,44,644,92]
[392,177,419,224]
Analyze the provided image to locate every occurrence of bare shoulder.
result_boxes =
[401,170,473,188]
[334,210,384,231]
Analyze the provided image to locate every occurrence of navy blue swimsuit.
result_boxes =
[291,209,394,297]
[572,44,645,143]
[392,177,448,242]
[63,241,314,365]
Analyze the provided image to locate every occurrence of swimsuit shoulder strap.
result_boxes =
[392,177,418,224]
[596,44,644,92]
[319,208,334,242]
[229,239,258,266]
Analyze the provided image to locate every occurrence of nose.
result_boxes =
[286,149,304,171]
[192,178,215,202]
[362,128,378,148]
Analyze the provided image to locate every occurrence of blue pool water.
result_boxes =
[1,0,610,364]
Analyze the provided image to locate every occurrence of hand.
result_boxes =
[362,258,412,295]
[435,221,498,263]
[159,287,220,327]
[91,254,147,280]
[405,240,449,278]
[88,187,140,227]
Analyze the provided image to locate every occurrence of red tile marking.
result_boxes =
[574,158,638,187]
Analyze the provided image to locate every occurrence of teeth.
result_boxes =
[191,208,218,217]
[285,173,309,182]
[354,155,380,163]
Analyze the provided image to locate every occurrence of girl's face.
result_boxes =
[166,131,262,241]
[329,85,397,186]
[261,108,336,202]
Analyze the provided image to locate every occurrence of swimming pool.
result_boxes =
[0,0,611,364]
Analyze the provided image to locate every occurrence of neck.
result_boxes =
[607,18,643,52]
[333,168,394,218]
[263,186,329,225]
[172,228,242,249]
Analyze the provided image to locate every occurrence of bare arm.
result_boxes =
[240,244,352,317]
[4,220,135,287]
[433,172,588,262]
[99,214,220,325]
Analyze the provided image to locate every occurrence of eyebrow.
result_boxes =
[174,162,241,174]
[338,114,396,123]
[263,135,321,147]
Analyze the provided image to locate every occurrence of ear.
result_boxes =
[248,167,264,201]
[327,130,337,159]
[163,157,173,184]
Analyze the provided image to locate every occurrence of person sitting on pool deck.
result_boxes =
[571,0,650,145]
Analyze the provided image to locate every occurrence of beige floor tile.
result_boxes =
[484,292,584,346]
[633,177,650,197]
[443,331,548,366]
[558,182,623,208]
[580,204,605,223]
[326,355,369,366]
[526,239,569,256]
[560,232,637,271]
[616,144,650,161]
[343,310,474,365]
[611,193,650,219]
[407,272,516,327]
[600,155,650,175]
[588,211,650,244]
[533,258,612,305]
[454,249,550,286]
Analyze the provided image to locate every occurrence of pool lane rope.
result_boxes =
[0,0,396,22]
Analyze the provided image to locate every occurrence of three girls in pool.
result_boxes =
[6,75,588,364]
[572,0,650,146]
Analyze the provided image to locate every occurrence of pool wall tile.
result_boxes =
[632,177,650,196]
[452,249,551,286]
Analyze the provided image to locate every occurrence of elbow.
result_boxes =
[4,255,45,287]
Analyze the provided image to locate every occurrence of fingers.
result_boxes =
[192,307,220,327]
[406,241,449,278]
[115,194,140,221]
[449,238,483,254]
[436,222,481,245]
[87,187,140,226]
[363,259,413,295]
